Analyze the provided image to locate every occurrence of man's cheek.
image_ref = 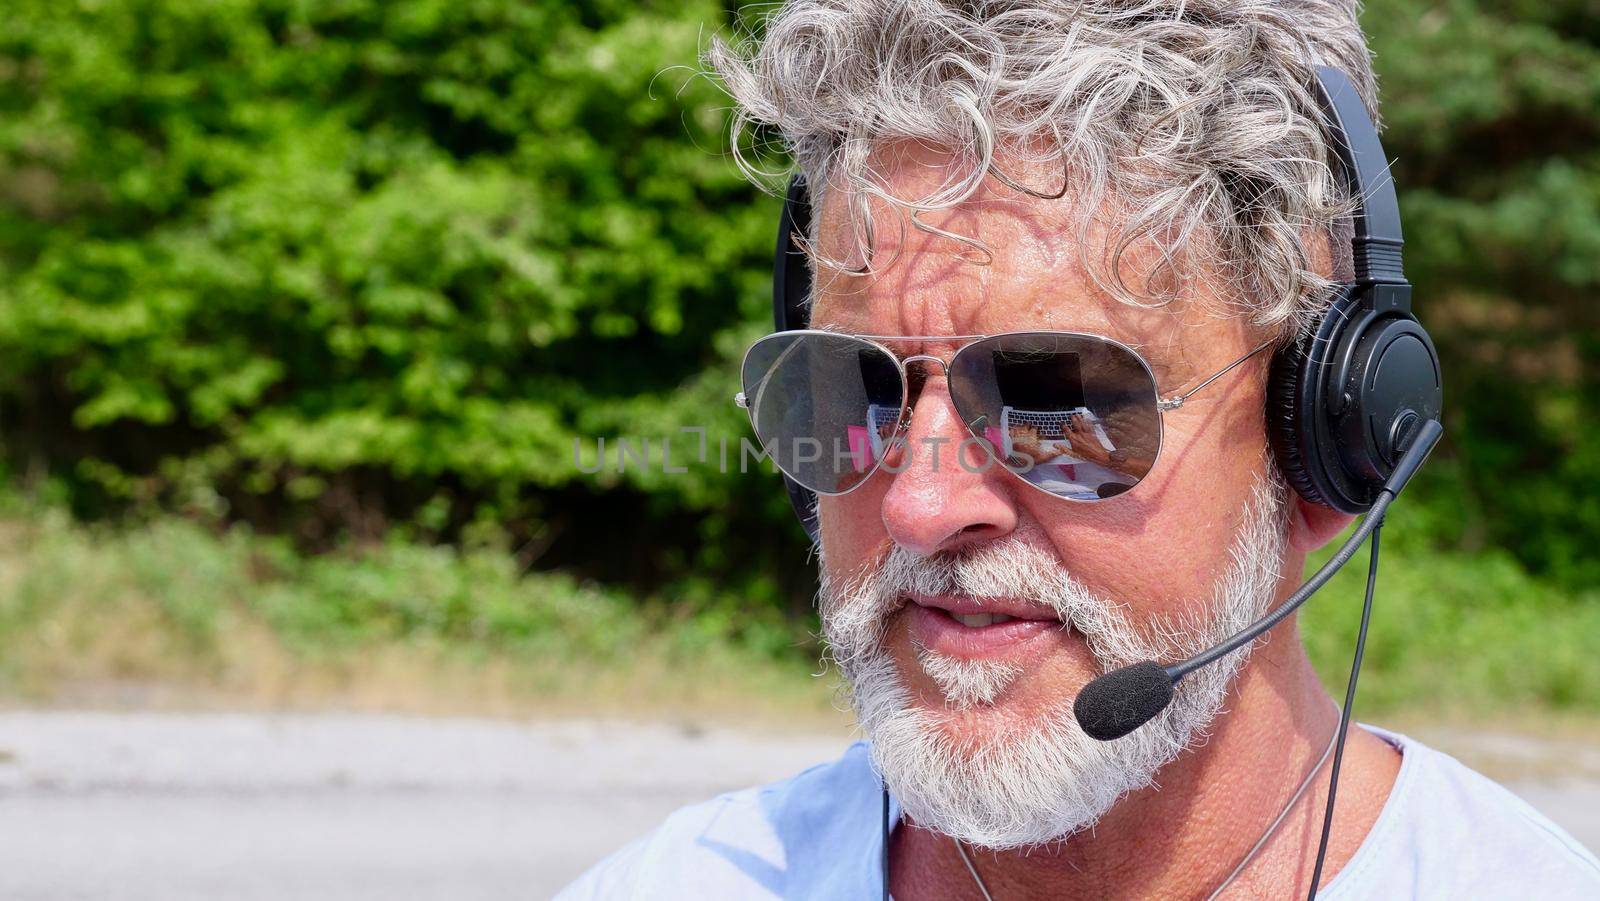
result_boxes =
[819,491,892,570]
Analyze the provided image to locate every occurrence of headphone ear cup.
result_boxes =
[1268,338,1327,506]
[783,473,820,544]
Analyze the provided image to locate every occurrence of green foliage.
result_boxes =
[1367,0,1600,590]
[0,0,793,597]
[0,507,628,661]
[0,0,1593,685]
[1303,514,1600,715]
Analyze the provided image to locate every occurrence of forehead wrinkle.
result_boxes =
[809,159,1260,387]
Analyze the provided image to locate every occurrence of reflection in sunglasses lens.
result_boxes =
[948,334,1161,501]
[740,333,905,495]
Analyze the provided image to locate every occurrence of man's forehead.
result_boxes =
[808,174,1206,374]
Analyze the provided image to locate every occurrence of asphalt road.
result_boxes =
[0,712,1594,900]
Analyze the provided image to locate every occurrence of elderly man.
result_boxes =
[561,1,1599,898]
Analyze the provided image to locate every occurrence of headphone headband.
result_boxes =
[774,177,813,334]
[1312,66,1405,287]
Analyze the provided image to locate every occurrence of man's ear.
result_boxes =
[1288,495,1356,554]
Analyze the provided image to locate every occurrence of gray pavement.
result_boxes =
[0,712,1593,899]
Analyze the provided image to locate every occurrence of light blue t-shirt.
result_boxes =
[558,728,1600,899]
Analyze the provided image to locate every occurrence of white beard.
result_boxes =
[818,475,1289,849]
[914,643,1022,709]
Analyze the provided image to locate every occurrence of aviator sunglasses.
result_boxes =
[735,330,1270,502]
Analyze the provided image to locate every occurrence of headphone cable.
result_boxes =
[1307,517,1384,900]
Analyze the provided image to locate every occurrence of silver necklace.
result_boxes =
[950,725,1340,901]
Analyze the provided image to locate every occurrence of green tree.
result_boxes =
[0,0,807,613]
[1369,0,1600,590]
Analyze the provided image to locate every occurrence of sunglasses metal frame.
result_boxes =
[734,329,1272,501]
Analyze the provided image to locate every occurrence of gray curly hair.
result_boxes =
[708,0,1378,337]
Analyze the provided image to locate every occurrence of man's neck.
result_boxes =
[887,626,1402,900]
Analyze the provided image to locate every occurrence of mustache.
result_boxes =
[820,536,1165,670]
[878,540,1090,610]
[826,537,1089,611]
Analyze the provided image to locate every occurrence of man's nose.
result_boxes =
[879,381,1018,557]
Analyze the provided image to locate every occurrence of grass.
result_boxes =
[0,504,849,730]
[1301,513,1600,722]
[0,497,1594,730]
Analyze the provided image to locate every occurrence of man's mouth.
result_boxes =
[904,593,1065,658]
[946,612,1019,628]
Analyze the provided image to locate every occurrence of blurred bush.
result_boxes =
[0,0,1594,629]
[0,0,804,616]
[1369,0,1600,592]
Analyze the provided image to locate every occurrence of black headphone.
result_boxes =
[770,66,1442,539]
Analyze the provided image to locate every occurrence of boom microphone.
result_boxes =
[1073,419,1443,742]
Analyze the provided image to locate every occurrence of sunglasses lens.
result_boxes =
[740,332,905,495]
[949,333,1161,501]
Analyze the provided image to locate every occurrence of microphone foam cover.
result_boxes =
[1073,661,1175,742]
